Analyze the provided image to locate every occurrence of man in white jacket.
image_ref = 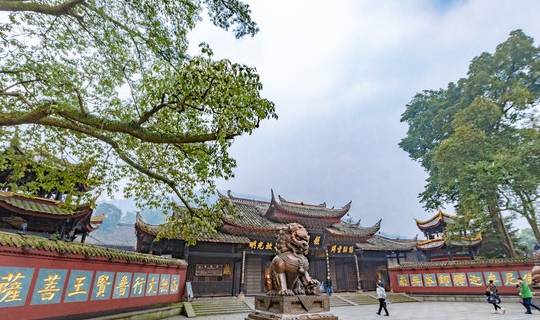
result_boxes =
[376,281,389,316]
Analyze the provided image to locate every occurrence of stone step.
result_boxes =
[329,296,354,307]
[342,293,379,305]
[189,297,252,316]
[193,309,252,316]
[192,306,251,311]
[387,293,418,303]
[246,312,273,320]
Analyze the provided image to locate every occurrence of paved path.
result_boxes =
[167,302,540,320]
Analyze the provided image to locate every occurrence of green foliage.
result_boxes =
[517,228,538,254]
[400,30,540,253]
[446,212,526,259]
[477,220,526,259]
[0,0,276,243]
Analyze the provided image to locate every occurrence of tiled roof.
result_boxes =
[389,258,533,270]
[270,190,351,219]
[448,235,482,246]
[135,213,251,244]
[356,235,417,251]
[88,213,104,230]
[221,191,377,239]
[0,230,185,266]
[415,238,445,250]
[0,191,91,217]
[415,210,455,230]
[221,194,284,231]
[224,190,271,210]
[326,219,381,239]
[416,234,482,251]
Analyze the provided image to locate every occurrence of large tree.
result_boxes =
[400,30,540,257]
[0,0,276,243]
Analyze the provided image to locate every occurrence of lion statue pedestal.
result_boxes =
[531,244,540,306]
[245,223,337,320]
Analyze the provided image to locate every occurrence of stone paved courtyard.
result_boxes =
[167,302,540,320]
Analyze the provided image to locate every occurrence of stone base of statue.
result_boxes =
[245,295,337,320]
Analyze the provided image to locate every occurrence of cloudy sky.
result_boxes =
[185,0,540,237]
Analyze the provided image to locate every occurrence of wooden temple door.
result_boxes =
[233,260,242,295]
[334,258,357,292]
[309,259,326,283]
[245,255,262,294]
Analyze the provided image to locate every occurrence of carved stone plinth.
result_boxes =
[246,295,337,320]
[246,311,338,320]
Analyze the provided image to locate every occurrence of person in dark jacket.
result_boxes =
[485,280,505,314]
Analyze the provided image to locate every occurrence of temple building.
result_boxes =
[135,190,418,297]
[0,191,103,241]
[415,210,482,262]
[0,142,103,241]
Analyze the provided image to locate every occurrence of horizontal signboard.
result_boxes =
[395,270,531,288]
[0,266,181,309]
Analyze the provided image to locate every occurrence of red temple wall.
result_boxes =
[389,260,533,295]
[0,249,187,320]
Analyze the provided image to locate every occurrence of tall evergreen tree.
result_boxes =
[400,30,540,257]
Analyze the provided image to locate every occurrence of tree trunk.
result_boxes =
[517,191,540,243]
[488,203,517,258]
[525,215,540,243]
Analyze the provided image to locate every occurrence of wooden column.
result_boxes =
[325,249,330,281]
[240,250,246,293]
[354,252,362,291]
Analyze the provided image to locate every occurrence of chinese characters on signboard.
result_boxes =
[0,267,33,307]
[398,274,409,287]
[329,245,355,254]
[437,273,452,287]
[409,274,423,287]
[397,270,532,288]
[248,241,274,251]
[0,267,181,309]
[423,273,437,287]
[195,264,224,277]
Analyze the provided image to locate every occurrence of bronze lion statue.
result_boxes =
[264,223,320,295]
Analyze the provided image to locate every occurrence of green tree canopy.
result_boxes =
[400,30,540,257]
[0,0,277,243]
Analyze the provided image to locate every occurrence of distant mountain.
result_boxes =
[97,190,267,224]
[94,199,167,225]
[377,231,417,240]
[224,190,270,202]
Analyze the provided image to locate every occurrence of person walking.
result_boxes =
[517,276,540,314]
[485,280,505,314]
[376,281,389,316]
[325,279,333,296]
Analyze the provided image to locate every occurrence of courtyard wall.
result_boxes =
[0,231,187,320]
[389,258,533,295]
